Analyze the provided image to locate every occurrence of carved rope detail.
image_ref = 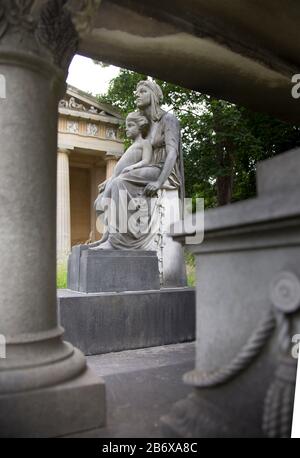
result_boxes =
[184,271,300,388]
[262,271,300,438]
[184,307,276,387]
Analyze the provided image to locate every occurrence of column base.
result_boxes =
[0,367,105,438]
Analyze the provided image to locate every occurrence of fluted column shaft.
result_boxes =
[57,148,71,261]
[105,156,118,180]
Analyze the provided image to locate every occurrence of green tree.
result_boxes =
[98,68,300,207]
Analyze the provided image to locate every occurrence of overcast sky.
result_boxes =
[67,55,121,96]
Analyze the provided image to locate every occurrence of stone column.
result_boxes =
[57,148,71,262]
[0,1,105,437]
[105,155,119,179]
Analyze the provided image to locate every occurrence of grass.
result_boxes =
[57,261,68,289]
[56,251,196,289]
[185,250,196,287]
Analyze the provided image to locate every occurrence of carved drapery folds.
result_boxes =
[0,0,102,71]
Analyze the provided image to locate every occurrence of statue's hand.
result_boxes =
[98,180,107,193]
[144,181,161,197]
[122,165,135,173]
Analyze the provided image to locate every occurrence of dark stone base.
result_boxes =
[0,368,105,438]
[58,288,195,356]
[68,246,161,293]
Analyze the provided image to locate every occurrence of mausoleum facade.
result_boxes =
[57,85,124,260]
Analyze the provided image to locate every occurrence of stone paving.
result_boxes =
[87,342,195,438]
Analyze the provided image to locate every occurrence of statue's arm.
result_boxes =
[157,152,177,187]
[124,140,152,172]
[98,179,108,193]
[144,114,180,196]
[158,114,180,185]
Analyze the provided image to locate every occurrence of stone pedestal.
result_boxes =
[162,148,300,438]
[58,288,196,355]
[68,248,161,293]
[65,246,195,354]
[159,190,187,288]
[0,1,105,437]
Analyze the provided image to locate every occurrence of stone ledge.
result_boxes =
[58,288,196,356]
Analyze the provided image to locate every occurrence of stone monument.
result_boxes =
[69,79,187,289]
[162,147,300,438]
[60,80,195,355]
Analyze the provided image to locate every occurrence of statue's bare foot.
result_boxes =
[87,240,101,248]
[88,231,109,248]
[90,239,113,250]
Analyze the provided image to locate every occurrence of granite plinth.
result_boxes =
[58,288,196,356]
[68,247,161,293]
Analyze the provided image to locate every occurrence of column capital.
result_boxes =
[0,0,101,74]
[104,152,122,161]
[58,147,71,156]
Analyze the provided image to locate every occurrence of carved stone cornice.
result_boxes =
[66,0,102,36]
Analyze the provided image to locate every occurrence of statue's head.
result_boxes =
[135,79,164,122]
[126,112,149,139]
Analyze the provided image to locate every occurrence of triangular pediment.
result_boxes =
[59,85,123,122]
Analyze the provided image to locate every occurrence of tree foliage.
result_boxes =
[98,68,300,207]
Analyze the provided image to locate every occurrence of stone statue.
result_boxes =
[69,97,86,111]
[97,111,153,199]
[93,79,185,252]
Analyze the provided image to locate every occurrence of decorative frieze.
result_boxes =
[67,120,79,134]
[87,122,98,136]
[106,127,117,140]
